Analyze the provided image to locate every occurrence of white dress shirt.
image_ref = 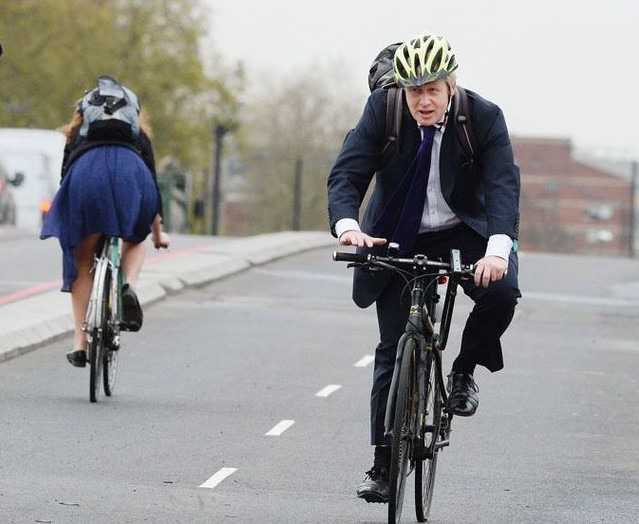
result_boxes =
[335,123,513,261]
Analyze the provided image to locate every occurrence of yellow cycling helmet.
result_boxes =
[393,32,458,87]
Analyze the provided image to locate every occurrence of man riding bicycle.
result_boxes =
[327,30,521,503]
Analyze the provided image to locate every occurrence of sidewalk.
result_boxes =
[0,231,336,362]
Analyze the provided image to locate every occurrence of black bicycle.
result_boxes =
[334,243,473,524]
[83,236,124,403]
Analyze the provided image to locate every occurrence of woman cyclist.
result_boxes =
[41,75,170,367]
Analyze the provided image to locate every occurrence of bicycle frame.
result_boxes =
[382,266,460,439]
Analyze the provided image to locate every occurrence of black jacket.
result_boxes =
[61,120,163,217]
[327,87,520,307]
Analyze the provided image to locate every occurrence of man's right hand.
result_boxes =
[339,230,387,249]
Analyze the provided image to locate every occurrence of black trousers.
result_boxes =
[369,224,521,445]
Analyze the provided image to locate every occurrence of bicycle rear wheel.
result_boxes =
[415,350,442,522]
[89,264,110,403]
[388,336,418,524]
[103,327,119,396]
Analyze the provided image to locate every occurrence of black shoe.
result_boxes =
[356,466,389,503]
[446,372,479,417]
[66,349,87,368]
[121,284,143,332]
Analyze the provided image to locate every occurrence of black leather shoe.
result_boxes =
[446,372,479,417]
[121,284,143,332]
[356,466,389,503]
[66,349,87,368]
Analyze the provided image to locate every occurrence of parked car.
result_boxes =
[0,160,24,225]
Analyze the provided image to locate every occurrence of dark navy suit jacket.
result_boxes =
[327,87,520,308]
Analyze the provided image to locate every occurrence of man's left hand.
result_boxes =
[473,255,508,288]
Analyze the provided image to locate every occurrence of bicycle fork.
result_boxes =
[384,278,429,439]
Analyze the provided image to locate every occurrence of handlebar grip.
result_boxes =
[333,251,369,263]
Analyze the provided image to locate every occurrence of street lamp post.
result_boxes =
[292,158,303,231]
[211,123,228,236]
[630,159,638,258]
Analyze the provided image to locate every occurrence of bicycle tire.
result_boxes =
[102,256,120,397]
[388,336,418,524]
[103,349,118,396]
[414,350,442,522]
[89,262,110,403]
[103,269,119,397]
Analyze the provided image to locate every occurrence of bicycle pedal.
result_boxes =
[413,446,434,461]
[434,439,450,450]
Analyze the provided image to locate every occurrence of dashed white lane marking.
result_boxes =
[266,419,295,436]
[316,384,342,397]
[354,354,375,367]
[199,467,237,489]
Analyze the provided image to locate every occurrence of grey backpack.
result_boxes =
[78,75,140,138]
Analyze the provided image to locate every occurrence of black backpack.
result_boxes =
[368,43,477,169]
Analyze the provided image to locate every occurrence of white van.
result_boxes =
[0,128,65,230]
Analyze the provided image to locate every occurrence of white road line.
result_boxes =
[354,354,375,367]
[265,419,295,436]
[316,384,342,397]
[198,467,237,489]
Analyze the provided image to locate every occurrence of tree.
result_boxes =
[0,0,239,174]
[235,61,361,234]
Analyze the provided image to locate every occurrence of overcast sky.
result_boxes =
[204,0,638,162]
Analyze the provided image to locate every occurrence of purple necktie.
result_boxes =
[371,126,436,255]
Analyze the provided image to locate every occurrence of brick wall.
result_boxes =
[513,137,632,256]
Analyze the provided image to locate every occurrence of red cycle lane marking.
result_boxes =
[0,242,215,306]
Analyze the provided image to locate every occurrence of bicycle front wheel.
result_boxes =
[89,264,110,403]
[388,336,418,524]
[415,350,442,522]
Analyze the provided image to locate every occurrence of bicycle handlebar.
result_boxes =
[332,251,368,263]
[333,243,474,277]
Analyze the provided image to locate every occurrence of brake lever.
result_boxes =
[347,262,384,272]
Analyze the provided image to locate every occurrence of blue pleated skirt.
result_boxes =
[40,146,158,291]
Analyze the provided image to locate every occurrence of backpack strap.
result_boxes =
[453,86,476,164]
[379,86,403,169]
[379,85,476,169]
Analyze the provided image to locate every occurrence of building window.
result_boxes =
[585,204,614,221]
[585,229,614,243]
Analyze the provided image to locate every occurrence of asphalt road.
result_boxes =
[1,241,639,523]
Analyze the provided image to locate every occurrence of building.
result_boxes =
[513,137,634,257]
